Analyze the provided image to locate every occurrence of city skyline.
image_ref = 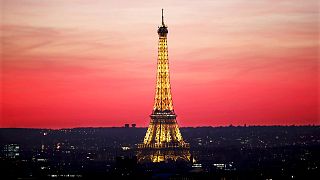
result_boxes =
[2,0,319,128]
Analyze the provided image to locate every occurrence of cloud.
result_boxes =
[1,0,319,127]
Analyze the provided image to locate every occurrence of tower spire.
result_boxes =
[162,9,165,26]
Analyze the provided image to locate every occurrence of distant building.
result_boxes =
[2,144,20,159]
[213,162,236,171]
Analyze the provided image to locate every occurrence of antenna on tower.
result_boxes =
[162,9,165,26]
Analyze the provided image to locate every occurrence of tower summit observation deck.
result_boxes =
[137,9,191,163]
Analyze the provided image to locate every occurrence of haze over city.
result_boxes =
[2,0,319,128]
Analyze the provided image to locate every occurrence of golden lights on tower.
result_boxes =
[137,9,191,163]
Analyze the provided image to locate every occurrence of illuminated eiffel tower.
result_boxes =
[137,9,191,163]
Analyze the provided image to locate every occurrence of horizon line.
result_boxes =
[0,124,319,130]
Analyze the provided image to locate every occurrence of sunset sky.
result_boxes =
[1,0,319,128]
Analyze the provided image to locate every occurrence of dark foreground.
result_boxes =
[0,126,319,179]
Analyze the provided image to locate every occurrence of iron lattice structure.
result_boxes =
[137,9,191,163]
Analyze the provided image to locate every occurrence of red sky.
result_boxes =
[1,0,319,128]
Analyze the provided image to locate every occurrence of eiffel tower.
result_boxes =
[137,9,191,163]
